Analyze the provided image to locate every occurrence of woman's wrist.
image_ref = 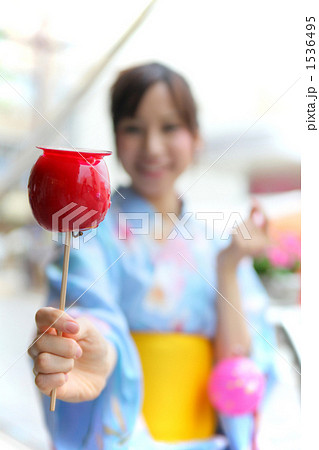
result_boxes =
[217,244,242,272]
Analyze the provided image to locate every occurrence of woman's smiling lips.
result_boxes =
[136,162,171,178]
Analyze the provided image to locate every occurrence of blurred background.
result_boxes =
[0,0,301,448]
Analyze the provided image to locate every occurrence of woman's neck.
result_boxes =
[129,183,181,215]
[144,190,181,216]
[129,185,183,242]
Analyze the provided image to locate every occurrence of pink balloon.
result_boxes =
[208,357,265,415]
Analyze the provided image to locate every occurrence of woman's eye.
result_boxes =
[162,123,180,132]
[123,125,142,134]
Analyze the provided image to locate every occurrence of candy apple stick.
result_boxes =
[50,230,72,411]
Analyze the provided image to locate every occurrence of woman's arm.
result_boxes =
[215,202,269,360]
[215,248,251,360]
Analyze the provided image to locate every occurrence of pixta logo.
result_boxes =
[118,212,251,240]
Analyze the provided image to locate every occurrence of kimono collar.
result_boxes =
[111,185,187,217]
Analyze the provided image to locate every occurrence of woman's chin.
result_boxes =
[133,179,173,200]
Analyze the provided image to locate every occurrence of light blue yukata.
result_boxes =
[43,186,277,450]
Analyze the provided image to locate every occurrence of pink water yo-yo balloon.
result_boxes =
[208,357,265,415]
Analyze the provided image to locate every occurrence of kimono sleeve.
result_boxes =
[42,223,143,449]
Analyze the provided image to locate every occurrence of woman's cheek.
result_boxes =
[116,135,129,155]
[116,136,138,165]
[172,131,196,163]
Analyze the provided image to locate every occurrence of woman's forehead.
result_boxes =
[134,83,180,115]
[119,110,181,124]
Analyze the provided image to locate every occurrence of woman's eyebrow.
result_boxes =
[118,117,143,125]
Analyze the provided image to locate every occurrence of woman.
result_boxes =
[29,62,276,449]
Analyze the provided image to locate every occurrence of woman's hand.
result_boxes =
[28,307,117,403]
[219,201,270,270]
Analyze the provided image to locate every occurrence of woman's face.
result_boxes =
[116,82,200,200]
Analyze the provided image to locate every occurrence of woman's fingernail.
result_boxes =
[75,345,83,359]
[64,321,79,333]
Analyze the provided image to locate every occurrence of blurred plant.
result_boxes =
[254,231,301,276]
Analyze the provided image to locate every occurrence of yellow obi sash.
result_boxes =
[131,332,217,442]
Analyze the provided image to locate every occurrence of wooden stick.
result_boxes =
[50,230,72,412]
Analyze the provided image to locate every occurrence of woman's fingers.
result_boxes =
[35,307,80,335]
[29,333,82,360]
[249,199,269,233]
[35,372,68,396]
[34,352,74,375]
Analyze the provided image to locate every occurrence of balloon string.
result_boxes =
[252,410,259,450]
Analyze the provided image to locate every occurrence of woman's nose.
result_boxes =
[144,129,165,157]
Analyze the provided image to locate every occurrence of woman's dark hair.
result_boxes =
[110,62,198,134]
